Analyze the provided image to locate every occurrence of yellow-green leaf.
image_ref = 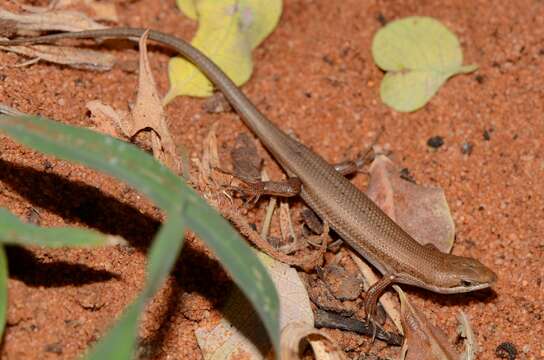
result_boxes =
[176,0,197,20]
[241,0,282,49]
[165,0,282,102]
[372,16,477,112]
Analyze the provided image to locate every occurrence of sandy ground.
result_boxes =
[0,0,542,359]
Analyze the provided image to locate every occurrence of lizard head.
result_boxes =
[435,254,497,293]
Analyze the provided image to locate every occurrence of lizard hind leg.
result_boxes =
[364,274,397,341]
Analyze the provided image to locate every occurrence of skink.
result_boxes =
[0,28,497,305]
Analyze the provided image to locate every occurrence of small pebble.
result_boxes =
[483,129,492,141]
[44,342,63,355]
[461,142,474,155]
[376,13,387,25]
[427,136,444,149]
[496,342,517,360]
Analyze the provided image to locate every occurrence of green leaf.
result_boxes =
[0,208,119,247]
[0,246,7,339]
[176,0,198,20]
[0,115,280,355]
[143,205,186,299]
[86,212,186,359]
[85,301,141,360]
[165,0,282,101]
[372,16,477,112]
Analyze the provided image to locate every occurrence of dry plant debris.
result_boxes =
[86,31,181,174]
[0,7,106,34]
[0,5,114,70]
[49,0,119,22]
[0,42,115,71]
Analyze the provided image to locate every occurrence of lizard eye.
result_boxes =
[460,279,473,287]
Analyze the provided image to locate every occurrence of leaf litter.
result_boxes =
[367,154,480,359]
[86,31,182,174]
[192,124,341,359]
[0,6,114,70]
[0,42,115,71]
[0,7,106,34]
[194,125,470,358]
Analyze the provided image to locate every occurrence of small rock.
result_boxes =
[44,342,63,354]
[76,289,105,311]
[461,142,474,155]
[496,341,517,360]
[427,136,444,149]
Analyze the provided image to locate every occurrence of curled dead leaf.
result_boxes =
[131,31,181,174]
[281,322,346,360]
[84,33,182,174]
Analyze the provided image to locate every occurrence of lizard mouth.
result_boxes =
[436,282,493,294]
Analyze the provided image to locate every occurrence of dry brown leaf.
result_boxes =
[0,8,106,34]
[131,31,181,174]
[367,154,455,253]
[83,33,181,173]
[398,287,460,360]
[281,322,347,360]
[0,43,115,71]
[50,0,119,22]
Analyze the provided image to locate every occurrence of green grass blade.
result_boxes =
[0,115,280,354]
[0,246,7,339]
[0,208,119,247]
[0,115,181,209]
[185,202,280,348]
[143,205,186,298]
[85,301,141,360]
[86,212,186,360]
